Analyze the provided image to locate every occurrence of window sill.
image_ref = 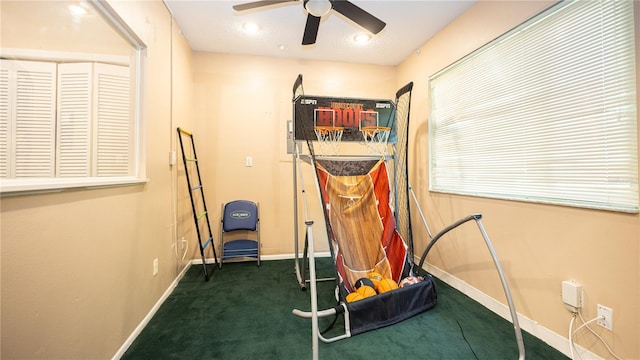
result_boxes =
[0,177,149,196]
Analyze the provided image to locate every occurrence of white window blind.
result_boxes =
[429,0,638,212]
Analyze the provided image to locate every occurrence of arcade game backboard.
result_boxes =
[293,95,397,143]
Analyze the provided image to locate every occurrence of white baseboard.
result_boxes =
[422,262,602,360]
[190,252,332,264]
[111,262,192,360]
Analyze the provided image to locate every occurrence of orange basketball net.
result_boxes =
[360,126,391,154]
[314,126,344,155]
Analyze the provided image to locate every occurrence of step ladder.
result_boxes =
[177,127,218,280]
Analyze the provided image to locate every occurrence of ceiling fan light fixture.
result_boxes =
[304,0,332,17]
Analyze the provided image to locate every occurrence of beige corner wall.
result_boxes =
[0,1,194,358]
[397,1,640,359]
[191,53,396,255]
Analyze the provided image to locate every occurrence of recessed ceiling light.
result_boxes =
[278,44,287,51]
[242,22,261,34]
[353,33,371,43]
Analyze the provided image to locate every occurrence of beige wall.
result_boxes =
[0,2,398,357]
[397,1,640,359]
[1,0,639,359]
[0,0,130,56]
[1,1,193,358]
[191,53,397,255]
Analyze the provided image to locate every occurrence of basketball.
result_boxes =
[367,272,383,288]
[346,292,364,302]
[354,277,375,290]
[356,285,377,298]
[367,272,383,282]
[399,276,422,288]
[376,278,399,294]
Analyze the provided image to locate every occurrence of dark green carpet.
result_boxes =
[122,259,568,359]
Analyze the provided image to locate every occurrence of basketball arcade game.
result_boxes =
[289,75,525,360]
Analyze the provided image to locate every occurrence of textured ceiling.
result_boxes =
[165,0,476,66]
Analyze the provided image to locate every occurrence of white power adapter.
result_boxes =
[562,280,583,312]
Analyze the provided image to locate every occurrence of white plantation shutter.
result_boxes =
[14,61,57,178]
[93,63,131,177]
[0,0,145,195]
[0,60,134,187]
[57,63,92,177]
[0,61,10,178]
[429,0,638,212]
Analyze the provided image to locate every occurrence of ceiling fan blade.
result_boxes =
[302,14,321,45]
[233,0,296,12]
[331,1,386,34]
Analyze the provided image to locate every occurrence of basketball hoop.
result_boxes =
[314,126,344,155]
[360,126,391,154]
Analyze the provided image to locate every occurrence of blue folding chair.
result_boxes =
[219,200,260,268]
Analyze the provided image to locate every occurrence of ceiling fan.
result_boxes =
[232,0,386,45]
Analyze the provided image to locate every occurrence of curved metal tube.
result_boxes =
[417,214,481,270]
[416,212,525,360]
[293,304,351,344]
[475,218,526,360]
[292,307,339,319]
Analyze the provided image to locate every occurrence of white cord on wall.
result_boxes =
[569,314,577,360]
[164,2,186,265]
[569,311,623,360]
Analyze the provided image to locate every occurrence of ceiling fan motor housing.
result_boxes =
[303,0,333,17]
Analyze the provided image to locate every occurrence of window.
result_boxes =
[0,0,145,194]
[429,0,638,212]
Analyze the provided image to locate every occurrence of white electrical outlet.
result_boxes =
[180,237,187,250]
[597,304,613,331]
[245,156,253,167]
[153,258,159,276]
